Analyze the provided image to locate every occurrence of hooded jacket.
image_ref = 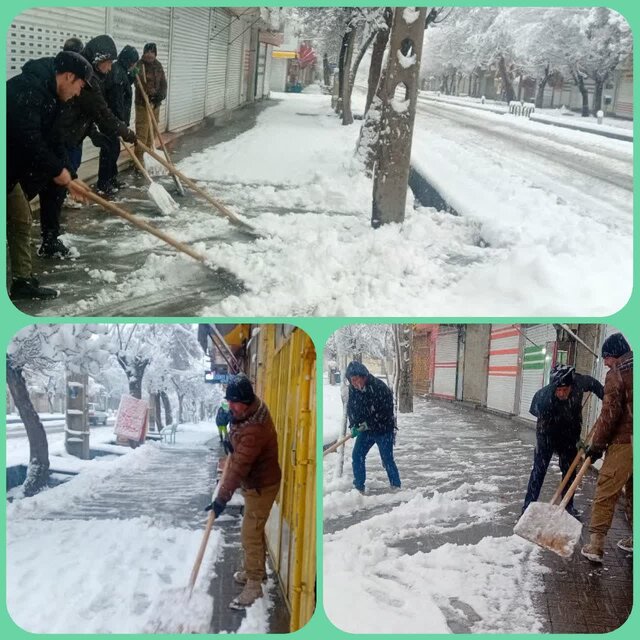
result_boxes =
[529,373,604,441]
[6,57,66,198]
[215,405,231,428]
[346,363,396,433]
[216,398,282,505]
[591,351,633,447]
[104,46,138,125]
[55,35,131,146]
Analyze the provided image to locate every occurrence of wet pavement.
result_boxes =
[324,397,632,633]
[11,101,274,318]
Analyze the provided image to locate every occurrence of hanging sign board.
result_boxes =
[114,395,149,443]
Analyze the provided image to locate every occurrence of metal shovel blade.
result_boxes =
[514,502,583,558]
[147,182,179,215]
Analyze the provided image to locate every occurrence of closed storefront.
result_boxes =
[225,17,244,109]
[205,8,230,116]
[518,324,556,421]
[433,329,459,400]
[167,7,209,131]
[486,324,521,415]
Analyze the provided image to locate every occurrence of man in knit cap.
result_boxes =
[205,374,281,609]
[582,332,633,563]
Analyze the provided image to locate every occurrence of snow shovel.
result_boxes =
[68,180,209,266]
[514,456,592,558]
[122,141,179,215]
[323,433,353,456]
[137,141,258,235]
[136,75,185,195]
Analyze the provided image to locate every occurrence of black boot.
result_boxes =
[110,177,127,190]
[10,277,59,300]
[38,236,70,258]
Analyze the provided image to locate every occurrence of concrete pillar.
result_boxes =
[65,372,90,459]
[462,325,491,405]
[372,7,428,228]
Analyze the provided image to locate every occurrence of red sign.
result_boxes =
[114,395,148,443]
[298,43,317,68]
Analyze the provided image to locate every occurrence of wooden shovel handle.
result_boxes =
[558,457,592,510]
[136,141,256,232]
[188,510,216,595]
[323,433,353,457]
[121,140,152,184]
[136,77,174,165]
[67,181,207,264]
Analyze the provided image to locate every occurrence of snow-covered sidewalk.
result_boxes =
[6,423,282,633]
[322,391,632,633]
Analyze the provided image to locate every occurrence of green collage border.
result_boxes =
[1,0,638,638]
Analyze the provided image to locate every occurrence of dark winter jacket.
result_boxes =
[591,352,633,447]
[530,373,604,442]
[216,398,282,505]
[215,406,231,428]
[55,35,131,146]
[104,46,138,126]
[135,58,167,106]
[346,365,396,433]
[6,57,66,198]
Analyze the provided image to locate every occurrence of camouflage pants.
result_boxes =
[241,482,279,581]
[6,184,33,279]
[134,103,160,163]
[589,443,633,536]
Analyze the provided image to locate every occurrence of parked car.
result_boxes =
[88,403,108,426]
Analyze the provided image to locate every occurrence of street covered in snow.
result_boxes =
[323,387,633,634]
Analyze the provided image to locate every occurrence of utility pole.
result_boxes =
[372,8,428,228]
[65,372,90,459]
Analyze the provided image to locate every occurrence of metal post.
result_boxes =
[372,8,428,227]
[65,372,90,459]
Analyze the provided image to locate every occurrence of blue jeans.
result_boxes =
[352,430,401,491]
[67,145,83,173]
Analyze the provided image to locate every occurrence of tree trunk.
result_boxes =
[344,27,378,125]
[365,7,393,113]
[592,73,607,115]
[393,325,414,413]
[149,392,157,431]
[535,65,550,108]
[117,354,149,400]
[336,30,350,114]
[573,71,590,117]
[199,400,205,422]
[160,391,172,426]
[6,363,50,496]
[178,393,185,423]
[154,393,164,431]
[341,27,357,125]
[498,55,515,103]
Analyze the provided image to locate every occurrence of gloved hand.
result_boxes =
[122,128,137,144]
[204,499,225,517]
[89,127,110,148]
[585,445,603,462]
[350,423,367,438]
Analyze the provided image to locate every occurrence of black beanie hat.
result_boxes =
[225,374,255,404]
[118,45,139,67]
[143,42,158,55]
[550,364,574,387]
[345,361,369,380]
[602,333,631,358]
[54,51,93,82]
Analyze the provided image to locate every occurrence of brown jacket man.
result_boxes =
[582,334,633,563]
[206,375,281,610]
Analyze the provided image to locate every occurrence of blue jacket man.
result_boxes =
[522,364,604,518]
[345,361,401,493]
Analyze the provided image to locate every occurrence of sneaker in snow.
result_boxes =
[233,570,267,585]
[38,238,70,258]
[10,277,59,300]
[229,580,263,610]
[617,537,633,553]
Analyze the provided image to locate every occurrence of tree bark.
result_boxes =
[498,55,516,103]
[336,30,350,114]
[178,393,185,423]
[160,390,173,426]
[341,27,357,125]
[117,354,149,400]
[394,325,414,413]
[154,393,164,430]
[535,65,550,108]
[572,70,590,117]
[365,7,393,114]
[6,363,50,496]
[592,73,608,115]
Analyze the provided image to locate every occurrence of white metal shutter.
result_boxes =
[167,7,209,131]
[7,7,107,78]
[205,8,230,116]
[256,42,267,99]
[225,17,243,109]
[263,44,272,97]
[432,330,458,399]
[486,324,520,414]
[110,7,171,131]
[518,325,556,420]
[614,69,633,118]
